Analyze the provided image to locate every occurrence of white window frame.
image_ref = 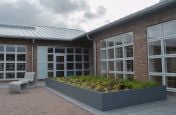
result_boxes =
[100,32,134,79]
[147,20,176,92]
[0,44,26,80]
[47,47,91,77]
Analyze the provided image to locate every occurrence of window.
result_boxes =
[148,20,176,90]
[0,46,4,52]
[55,48,65,53]
[164,20,176,37]
[17,63,25,71]
[116,60,123,71]
[101,40,106,48]
[6,54,15,61]
[17,54,25,61]
[148,25,162,39]
[47,47,91,77]
[100,32,134,79]
[148,41,161,55]
[101,50,106,59]
[108,49,114,59]
[149,58,162,72]
[0,54,4,61]
[116,47,123,58]
[164,38,176,54]
[125,45,133,57]
[17,46,26,52]
[6,46,15,52]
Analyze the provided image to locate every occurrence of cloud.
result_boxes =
[0,0,107,31]
[0,0,55,26]
[39,0,89,15]
[84,6,107,19]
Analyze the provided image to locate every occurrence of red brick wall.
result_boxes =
[93,7,176,81]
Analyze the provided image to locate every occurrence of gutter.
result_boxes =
[86,34,97,76]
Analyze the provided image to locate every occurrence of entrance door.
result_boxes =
[55,54,66,77]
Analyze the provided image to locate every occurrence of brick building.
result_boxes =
[0,0,176,91]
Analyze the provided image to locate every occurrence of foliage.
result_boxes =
[54,76,159,93]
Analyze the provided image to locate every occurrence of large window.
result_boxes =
[100,32,134,80]
[148,20,176,90]
[47,47,91,77]
[0,45,26,80]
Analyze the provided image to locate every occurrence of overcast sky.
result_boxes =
[0,0,160,31]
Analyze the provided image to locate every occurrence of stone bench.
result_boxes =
[9,81,29,93]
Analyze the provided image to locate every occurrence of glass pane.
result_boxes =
[48,47,53,53]
[0,73,3,79]
[149,58,162,72]
[101,50,106,59]
[83,49,90,54]
[126,74,134,80]
[116,60,123,71]
[84,55,90,61]
[0,46,4,52]
[67,48,74,53]
[125,33,133,43]
[56,56,64,62]
[148,25,162,39]
[164,38,176,54]
[148,41,161,55]
[126,60,133,72]
[75,55,82,61]
[17,46,26,52]
[55,48,65,53]
[6,54,15,61]
[67,71,74,76]
[6,63,15,71]
[116,47,123,58]
[56,64,64,70]
[75,49,82,53]
[108,38,114,47]
[116,35,123,45]
[0,63,4,71]
[76,63,82,69]
[125,45,133,57]
[101,40,106,48]
[84,71,90,75]
[6,46,15,52]
[164,21,176,36]
[17,63,25,71]
[67,55,74,61]
[6,73,15,79]
[84,63,89,69]
[67,63,74,70]
[101,61,107,72]
[116,74,124,80]
[76,71,82,76]
[48,55,53,61]
[0,54,4,61]
[48,63,53,70]
[108,48,114,59]
[17,54,26,61]
[165,57,176,73]
[150,75,162,85]
[56,71,64,77]
[17,72,25,78]
[48,72,53,78]
[167,76,176,88]
[108,61,114,71]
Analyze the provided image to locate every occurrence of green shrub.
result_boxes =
[55,76,159,93]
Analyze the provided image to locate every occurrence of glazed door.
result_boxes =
[55,54,66,77]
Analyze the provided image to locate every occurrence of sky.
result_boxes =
[0,0,160,31]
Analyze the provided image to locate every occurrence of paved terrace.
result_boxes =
[0,81,176,115]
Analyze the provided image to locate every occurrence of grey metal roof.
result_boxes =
[74,0,176,40]
[0,24,85,41]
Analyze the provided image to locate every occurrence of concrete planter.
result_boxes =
[46,78,167,111]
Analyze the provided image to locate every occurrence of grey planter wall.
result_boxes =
[46,78,167,111]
